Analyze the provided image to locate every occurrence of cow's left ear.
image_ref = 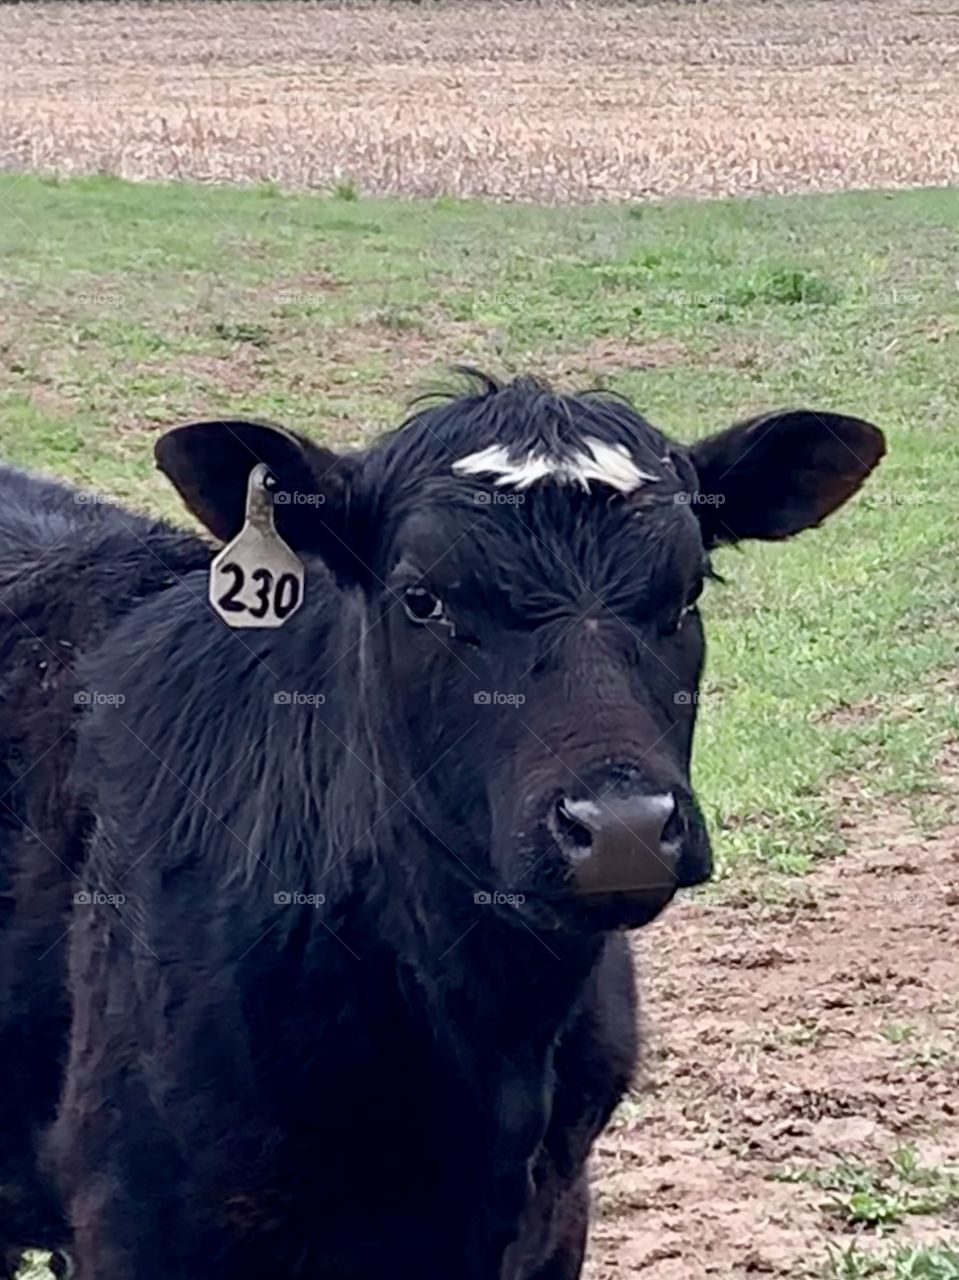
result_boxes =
[155,419,359,572]
[688,409,885,548]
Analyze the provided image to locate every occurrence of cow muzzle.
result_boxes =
[548,791,679,909]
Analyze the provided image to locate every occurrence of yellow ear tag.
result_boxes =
[209,463,305,628]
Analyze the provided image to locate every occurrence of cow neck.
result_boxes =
[353,823,604,1045]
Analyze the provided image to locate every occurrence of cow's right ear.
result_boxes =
[687,409,885,548]
[155,419,358,571]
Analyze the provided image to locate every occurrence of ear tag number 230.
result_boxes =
[209,463,305,628]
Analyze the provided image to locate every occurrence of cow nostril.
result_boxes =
[661,801,683,845]
[550,798,595,861]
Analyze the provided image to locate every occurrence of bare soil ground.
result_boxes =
[2,0,959,201]
[587,807,959,1277]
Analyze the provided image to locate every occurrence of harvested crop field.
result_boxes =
[2,0,959,202]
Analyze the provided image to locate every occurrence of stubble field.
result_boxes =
[2,0,959,202]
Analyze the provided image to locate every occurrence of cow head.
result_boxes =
[156,373,883,932]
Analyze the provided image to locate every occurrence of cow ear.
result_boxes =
[688,409,885,548]
[155,419,358,571]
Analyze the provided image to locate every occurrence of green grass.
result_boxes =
[826,1242,959,1279]
[2,174,959,873]
[882,1023,920,1046]
[773,1148,959,1231]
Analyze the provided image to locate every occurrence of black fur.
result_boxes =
[0,375,883,1278]
[0,466,208,1276]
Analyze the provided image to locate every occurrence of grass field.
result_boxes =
[3,147,959,1280]
[3,173,958,883]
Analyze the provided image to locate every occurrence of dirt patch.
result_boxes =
[2,1,959,202]
[585,812,959,1277]
[542,335,687,382]
[314,314,489,396]
[819,674,959,728]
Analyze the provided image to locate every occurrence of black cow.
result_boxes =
[0,466,209,1277]
[3,374,882,1279]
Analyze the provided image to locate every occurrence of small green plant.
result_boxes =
[366,305,421,334]
[729,266,840,307]
[881,1022,918,1044]
[211,320,270,348]
[906,1042,951,1070]
[610,1093,645,1126]
[332,178,359,201]
[828,1188,909,1228]
[774,1149,959,1230]
[892,1245,959,1279]
[825,1242,959,1279]
[825,1242,886,1278]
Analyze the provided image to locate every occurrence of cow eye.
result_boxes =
[402,587,447,624]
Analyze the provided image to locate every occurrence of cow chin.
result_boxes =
[493,869,680,935]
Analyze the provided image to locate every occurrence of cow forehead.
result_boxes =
[390,476,701,612]
[451,436,662,494]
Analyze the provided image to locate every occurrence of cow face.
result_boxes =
[157,374,883,932]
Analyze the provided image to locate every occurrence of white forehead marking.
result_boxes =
[452,436,658,493]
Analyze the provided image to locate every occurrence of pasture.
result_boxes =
[3,173,958,1278]
[1,2,958,1277]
